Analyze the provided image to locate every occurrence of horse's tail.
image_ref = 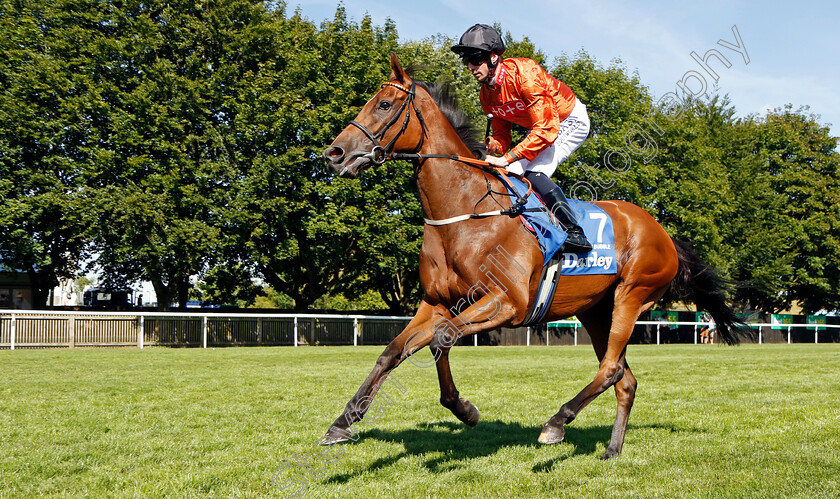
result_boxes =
[666,238,754,345]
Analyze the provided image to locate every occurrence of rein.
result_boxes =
[399,153,534,226]
[351,80,533,225]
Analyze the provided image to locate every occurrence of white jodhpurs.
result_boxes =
[505,97,590,176]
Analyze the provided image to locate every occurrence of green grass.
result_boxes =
[1,344,839,498]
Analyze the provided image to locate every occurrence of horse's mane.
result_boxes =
[414,80,486,160]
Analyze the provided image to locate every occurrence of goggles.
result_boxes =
[459,51,488,66]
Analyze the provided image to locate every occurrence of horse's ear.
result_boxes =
[389,51,409,85]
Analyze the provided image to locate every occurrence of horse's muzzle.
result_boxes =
[323,145,372,179]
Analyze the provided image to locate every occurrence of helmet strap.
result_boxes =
[483,53,500,87]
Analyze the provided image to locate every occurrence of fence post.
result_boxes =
[138,315,144,349]
[526,327,530,347]
[656,324,661,345]
[787,325,792,345]
[758,326,763,345]
[293,317,298,347]
[68,315,76,349]
[694,324,698,344]
[202,316,208,349]
[815,328,819,344]
[10,313,15,350]
[353,318,358,347]
[574,323,578,346]
[257,317,262,346]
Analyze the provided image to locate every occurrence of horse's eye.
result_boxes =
[378,101,392,111]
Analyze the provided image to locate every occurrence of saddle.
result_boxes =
[500,175,617,326]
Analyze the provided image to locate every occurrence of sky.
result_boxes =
[285,0,840,138]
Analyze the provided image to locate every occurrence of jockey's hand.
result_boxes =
[484,154,509,168]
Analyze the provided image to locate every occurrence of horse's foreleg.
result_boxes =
[430,333,480,426]
[430,299,518,427]
[321,301,438,445]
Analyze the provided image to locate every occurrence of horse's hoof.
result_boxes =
[458,398,481,427]
[319,426,351,445]
[600,448,620,460]
[538,423,565,444]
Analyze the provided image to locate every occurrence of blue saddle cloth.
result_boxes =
[503,176,617,275]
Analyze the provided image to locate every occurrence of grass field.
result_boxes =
[1,344,839,498]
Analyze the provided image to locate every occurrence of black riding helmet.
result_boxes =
[451,24,505,84]
[451,24,505,56]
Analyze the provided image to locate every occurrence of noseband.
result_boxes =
[349,81,428,164]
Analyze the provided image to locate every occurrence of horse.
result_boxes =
[321,52,747,459]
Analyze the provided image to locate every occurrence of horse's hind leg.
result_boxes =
[603,357,636,459]
[538,302,613,445]
[539,288,649,458]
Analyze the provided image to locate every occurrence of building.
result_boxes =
[0,269,33,310]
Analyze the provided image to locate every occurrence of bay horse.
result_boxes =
[321,53,747,459]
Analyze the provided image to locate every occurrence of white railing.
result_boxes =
[0,310,414,349]
[628,320,840,346]
[0,310,837,349]
[533,319,838,346]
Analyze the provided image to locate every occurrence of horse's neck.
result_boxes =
[415,136,490,222]
[417,165,487,219]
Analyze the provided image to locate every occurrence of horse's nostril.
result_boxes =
[327,146,343,159]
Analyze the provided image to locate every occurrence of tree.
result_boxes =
[192,264,262,307]
[618,95,740,272]
[76,0,279,310]
[726,106,840,313]
[4,2,838,317]
[0,0,94,306]
[335,160,424,314]
[228,7,407,311]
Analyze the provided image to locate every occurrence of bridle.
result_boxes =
[347,79,522,171]
[347,79,534,221]
[349,80,428,165]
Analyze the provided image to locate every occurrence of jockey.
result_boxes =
[451,24,592,253]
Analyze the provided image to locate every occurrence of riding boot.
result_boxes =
[524,171,592,253]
